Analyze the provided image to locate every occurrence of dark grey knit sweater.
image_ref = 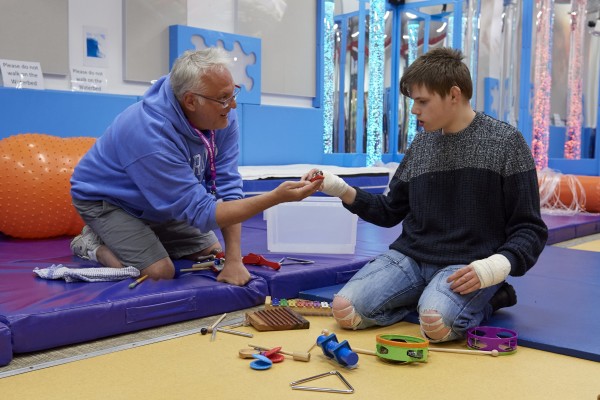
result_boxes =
[346,112,548,277]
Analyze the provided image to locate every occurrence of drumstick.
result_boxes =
[429,347,499,357]
[352,347,376,356]
[201,326,253,338]
[307,329,330,353]
[209,313,227,342]
[352,346,499,357]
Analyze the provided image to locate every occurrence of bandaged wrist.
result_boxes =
[471,254,511,289]
[321,171,351,198]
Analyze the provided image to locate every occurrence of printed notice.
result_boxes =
[0,59,44,89]
[70,67,107,93]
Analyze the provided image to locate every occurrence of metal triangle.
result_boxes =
[290,370,354,393]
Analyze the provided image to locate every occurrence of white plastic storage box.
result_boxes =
[264,197,358,254]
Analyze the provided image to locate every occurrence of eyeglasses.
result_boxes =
[191,85,241,109]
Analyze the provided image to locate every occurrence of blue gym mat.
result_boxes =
[299,245,600,362]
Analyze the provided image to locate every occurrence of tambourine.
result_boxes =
[466,326,518,354]
[375,334,430,363]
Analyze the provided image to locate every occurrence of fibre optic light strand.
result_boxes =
[532,0,555,170]
[366,0,385,166]
[446,15,454,47]
[499,1,519,126]
[467,0,482,107]
[407,21,420,147]
[323,0,335,154]
[564,0,586,159]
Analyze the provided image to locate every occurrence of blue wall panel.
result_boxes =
[0,88,324,167]
[0,87,137,139]
[239,104,323,165]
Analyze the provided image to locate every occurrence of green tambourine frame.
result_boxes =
[375,334,430,363]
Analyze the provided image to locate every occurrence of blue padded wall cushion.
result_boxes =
[488,245,600,362]
[543,213,600,245]
[0,261,268,354]
[0,322,12,366]
[299,246,600,363]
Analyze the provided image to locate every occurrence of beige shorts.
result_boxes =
[72,199,218,271]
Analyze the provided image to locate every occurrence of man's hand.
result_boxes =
[447,265,482,295]
[217,259,251,286]
[273,179,323,202]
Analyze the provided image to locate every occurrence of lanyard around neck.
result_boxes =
[193,128,217,195]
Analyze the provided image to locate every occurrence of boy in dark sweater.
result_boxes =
[307,47,547,342]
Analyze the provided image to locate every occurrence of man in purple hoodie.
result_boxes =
[70,48,321,285]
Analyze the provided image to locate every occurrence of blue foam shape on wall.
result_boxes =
[169,25,261,105]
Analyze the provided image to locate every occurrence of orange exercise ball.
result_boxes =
[0,133,96,239]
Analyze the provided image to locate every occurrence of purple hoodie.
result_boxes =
[70,74,243,232]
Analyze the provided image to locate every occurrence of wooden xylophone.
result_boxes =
[264,296,333,317]
[246,307,310,331]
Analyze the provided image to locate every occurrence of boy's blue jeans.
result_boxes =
[335,249,500,341]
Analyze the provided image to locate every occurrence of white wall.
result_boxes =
[43,0,149,96]
[43,0,315,108]
[12,0,600,122]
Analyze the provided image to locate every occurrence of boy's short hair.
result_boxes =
[400,47,473,100]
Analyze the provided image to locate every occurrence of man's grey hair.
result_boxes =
[170,48,232,101]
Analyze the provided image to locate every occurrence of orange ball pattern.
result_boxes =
[0,133,96,239]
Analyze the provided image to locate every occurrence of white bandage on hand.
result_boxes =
[321,170,351,198]
[470,254,511,289]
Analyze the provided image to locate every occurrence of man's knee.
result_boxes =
[141,258,175,280]
[419,309,452,342]
[332,296,362,330]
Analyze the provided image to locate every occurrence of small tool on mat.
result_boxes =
[242,253,281,270]
[277,257,315,266]
[128,275,148,289]
[181,258,226,273]
[194,254,215,262]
